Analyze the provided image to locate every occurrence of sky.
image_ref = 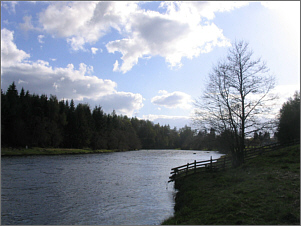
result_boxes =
[1,1,300,129]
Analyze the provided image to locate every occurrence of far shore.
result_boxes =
[1,147,126,156]
[1,147,219,156]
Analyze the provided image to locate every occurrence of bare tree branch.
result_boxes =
[193,40,278,167]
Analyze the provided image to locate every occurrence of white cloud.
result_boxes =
[1,29,30,67]
[106,6,232,73]
[142,114,191,128]
[67,36,87,51]
[106,1,248,73]
[151,90,192,109]
[164,1,249,21]
[38,1,135,48]
[19,15,34,31]
[38,34,45,43]
[143,114,190,121]
[19,15,37,32]
[37,1,248,73]
[99,92,144,116]
[113,60,119,72]
[39,2,98,38]
[1,28,144,117]
[91,47,98,54]
[158,90,168,95]
[2,61,116,100]
[2,1,18,14]
[271,84,300,110]
[18,79,28,85]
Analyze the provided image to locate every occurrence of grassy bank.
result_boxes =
[1,147,124,156]
[162,144,300,225]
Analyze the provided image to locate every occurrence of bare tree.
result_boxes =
[194,40,277,167]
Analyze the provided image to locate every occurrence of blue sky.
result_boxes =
[1,1,300,129]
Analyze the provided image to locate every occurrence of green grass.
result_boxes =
[162,144,300,225]
[1,147,118,156]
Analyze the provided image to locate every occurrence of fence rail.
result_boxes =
[169,140,299,182]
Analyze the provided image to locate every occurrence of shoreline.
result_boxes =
[1,147,219,157]
[162,144,300,225]
[1,147,131,156]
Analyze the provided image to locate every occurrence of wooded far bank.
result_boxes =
[2,82,235,152]
[1,82,297,152]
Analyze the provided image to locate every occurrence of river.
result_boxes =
[1,149,223,225]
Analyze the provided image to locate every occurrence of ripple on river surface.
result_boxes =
[1,149,223,225]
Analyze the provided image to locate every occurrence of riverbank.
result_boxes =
[162,144,300,225]
[1,147,126,156]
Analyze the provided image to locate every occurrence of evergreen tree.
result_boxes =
[277,91,300,143]
[2,81,249,151]
[64,99,77,148]
[2,82,22,147]
[91,106,108,150]
[74,103,93,148]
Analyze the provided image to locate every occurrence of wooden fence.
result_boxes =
[168,140,299,182]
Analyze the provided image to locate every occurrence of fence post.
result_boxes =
[210,156,212,171]
[186,163,189,176]
[194,160,196,174]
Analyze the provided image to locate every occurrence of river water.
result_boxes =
[1,149,223,225]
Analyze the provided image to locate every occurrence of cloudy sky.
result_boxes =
[1,1,300,129]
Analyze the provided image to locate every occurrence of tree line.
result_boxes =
[1,82,225,151]
[1,82,298,153]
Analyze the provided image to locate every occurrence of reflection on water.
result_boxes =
[1,150,223,225]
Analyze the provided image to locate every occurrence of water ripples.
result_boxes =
[2,150,223,225]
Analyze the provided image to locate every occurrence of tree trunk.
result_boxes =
[231,148,244,168]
